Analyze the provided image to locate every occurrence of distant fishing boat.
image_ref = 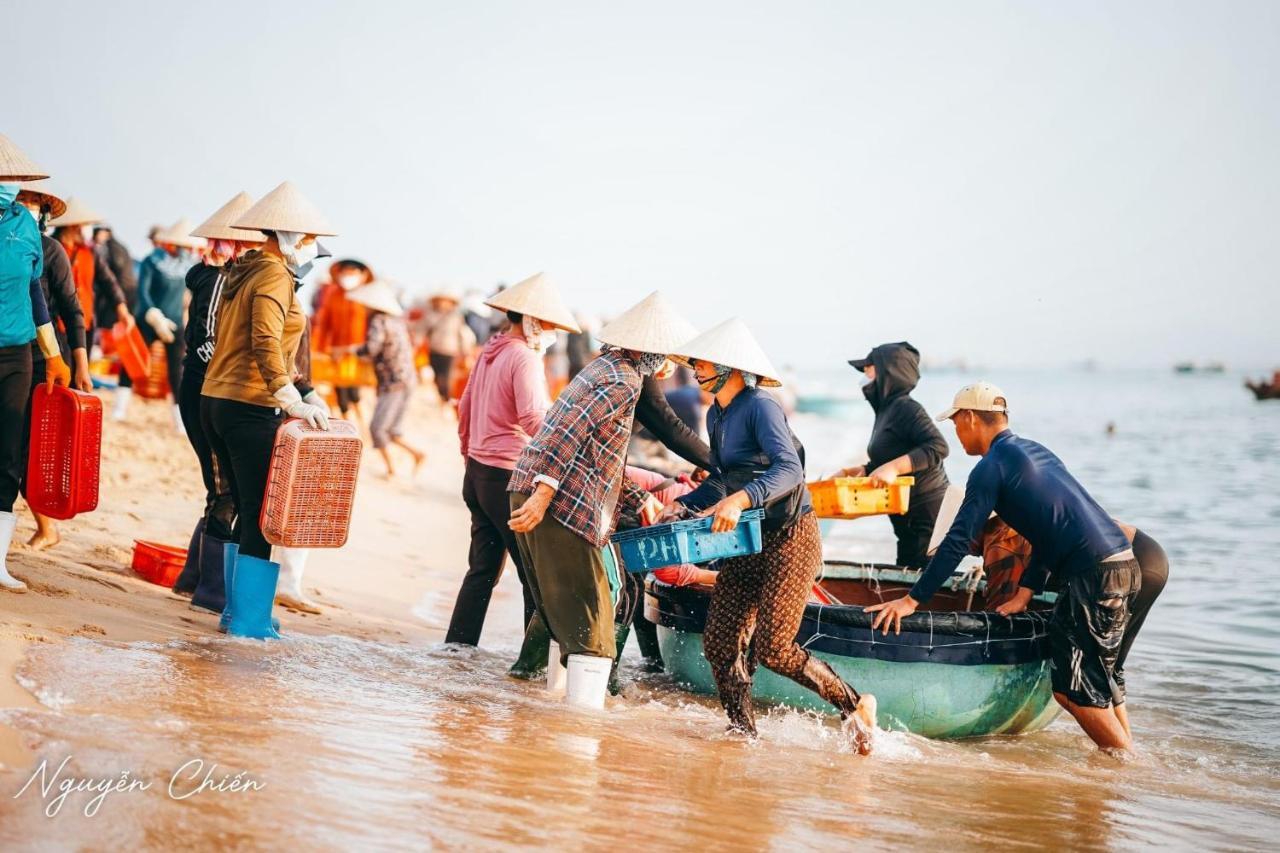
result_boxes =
[1246,377,1280,400]
[794,395,859,417]
[645,561,1061,739]
[1175,361,1227,374]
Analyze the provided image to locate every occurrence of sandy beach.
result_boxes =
[0,387,480,772]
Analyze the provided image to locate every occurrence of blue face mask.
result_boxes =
[0,184,20,207]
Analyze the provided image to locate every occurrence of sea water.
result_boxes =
[1,368,1277,849]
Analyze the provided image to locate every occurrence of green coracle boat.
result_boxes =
[644,561,1061,739]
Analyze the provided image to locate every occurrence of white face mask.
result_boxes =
[338,272,363,291]
[522,316,557,352]
[275,230,319,272]
[79,224,95,243]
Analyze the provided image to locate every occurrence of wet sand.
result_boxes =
[0,388,477,771]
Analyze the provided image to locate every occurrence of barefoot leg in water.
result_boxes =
[28,512,60,551]
[1054,692,1133,752]
[1112,700,1132,739]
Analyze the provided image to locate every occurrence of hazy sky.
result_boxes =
[10,1,1278,369]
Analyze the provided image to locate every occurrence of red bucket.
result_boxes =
[26,384,102,520]
[132,540,187,587]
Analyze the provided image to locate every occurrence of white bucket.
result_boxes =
[565,654,612,710]
[546,641,567,695]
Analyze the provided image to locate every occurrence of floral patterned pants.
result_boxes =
[703,512,862,734]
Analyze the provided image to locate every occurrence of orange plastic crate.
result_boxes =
[135,341,169,400]
[111,321,151,383]
[132,540,187,586]
[807,476,915,519]
[260,418,362,548]
[26,384,102,520]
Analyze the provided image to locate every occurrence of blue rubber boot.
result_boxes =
[218,542,239,633]
[190,531,229,615]
[226,554,283,640]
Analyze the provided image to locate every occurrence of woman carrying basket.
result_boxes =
[665,318,877,753]
[170,192,264,610]
[200,181,334,638]
[0,135,72,592]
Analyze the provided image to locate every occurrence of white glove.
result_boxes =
[303,389,329,412]
[274,383,330,430]
[144,307,177,344]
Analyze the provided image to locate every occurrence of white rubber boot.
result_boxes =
[273,547,320,613]
[112,386,132,422]
[172,404,186,436]
[0,511,29,593]
[546,641,567,695]
[565,654,611,710]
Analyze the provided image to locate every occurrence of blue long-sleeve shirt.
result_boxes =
[911,430,1129,603]
[0,201,48,347]
[677,387,812,516]
[136,248,193,325]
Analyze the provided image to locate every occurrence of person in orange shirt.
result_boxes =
[311,258,371,429]
[47,197,130,340]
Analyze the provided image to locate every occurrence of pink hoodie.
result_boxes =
[458,333,551,469]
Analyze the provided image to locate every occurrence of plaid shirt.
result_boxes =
[509,349,649,546]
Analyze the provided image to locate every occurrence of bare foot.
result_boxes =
[276,592,322,615]
[843,694,877,756]
[27,529,61,551]
[411,450,426,477]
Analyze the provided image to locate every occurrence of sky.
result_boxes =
[9,1,1278,370]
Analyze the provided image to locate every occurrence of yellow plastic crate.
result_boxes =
[807,476,915,519]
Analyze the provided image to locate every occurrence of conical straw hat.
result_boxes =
[232,180,337,236]
[16,180,67,219]
[346,280,404,317]
[157,217,207,250]
[0,133,48,182]
[192,191,266,242]
[48,196,103,228]
[670,317,783,387]
[484,272,581,333]
[596,291,698,355]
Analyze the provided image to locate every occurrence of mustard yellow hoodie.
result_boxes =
[201,250,306,409]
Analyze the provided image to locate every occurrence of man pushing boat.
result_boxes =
[866,382,1143,753]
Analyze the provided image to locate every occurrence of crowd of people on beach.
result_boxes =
[1,130,1166,757]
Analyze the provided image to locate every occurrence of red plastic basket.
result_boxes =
[260,418,362,548]
[26,384,102,520]
[132,540,187,586]
[111,321,150,383]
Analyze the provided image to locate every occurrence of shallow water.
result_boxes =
[2,368,1279,848]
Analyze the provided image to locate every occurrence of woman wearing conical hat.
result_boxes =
[312,258,373,430]
[169,192,264,608]
[117,217,203,428]
[444,272,578,648]
[506,291,689,710]
[199,180,336,639]
[0,134,72,592]
[47,196,132,367]
[12,182,90,553]
[667,318,877,753]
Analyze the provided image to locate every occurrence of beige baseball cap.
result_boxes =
[935,381,1008,421]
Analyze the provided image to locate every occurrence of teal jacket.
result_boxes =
[137,248,194,326]
[0,201,48,347]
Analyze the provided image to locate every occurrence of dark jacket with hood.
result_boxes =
[861,342,949,498]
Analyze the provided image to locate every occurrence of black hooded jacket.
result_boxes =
[860,342,949,497]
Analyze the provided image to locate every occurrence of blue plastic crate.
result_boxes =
[611,509,765,573]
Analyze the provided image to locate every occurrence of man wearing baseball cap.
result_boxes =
[865,381,1143,753]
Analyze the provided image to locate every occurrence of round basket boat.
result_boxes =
[644,561,1061,739]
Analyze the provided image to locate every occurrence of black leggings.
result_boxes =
[429,352,454,402]
[890,486,946,568]
[1115,529,1169,691]
[0,345,33,513]
[202,396,282,559]
[179,371,235,540]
